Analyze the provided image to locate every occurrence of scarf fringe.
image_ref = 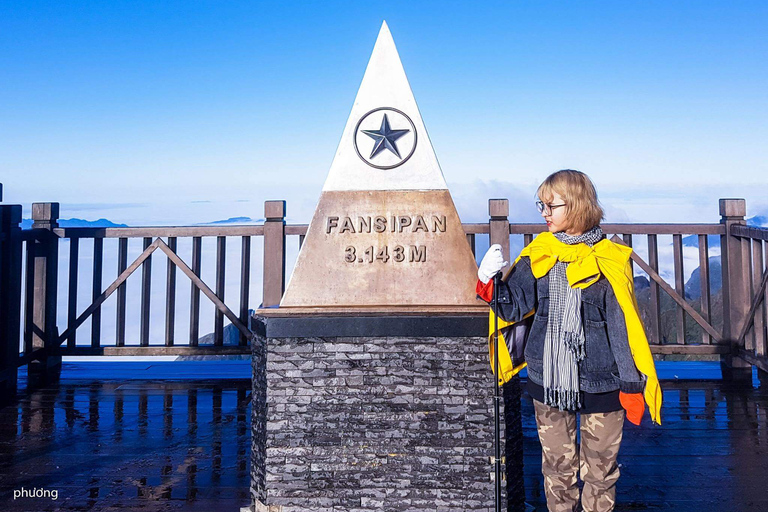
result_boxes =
[544,386,583,411]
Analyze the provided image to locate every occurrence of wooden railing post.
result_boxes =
[29,202,61,385]
[0,204,22,402]
[719,198,752,381]
[489,199,510,262]
[262,200,286,308]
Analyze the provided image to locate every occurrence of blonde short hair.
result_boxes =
[536,169,604,233]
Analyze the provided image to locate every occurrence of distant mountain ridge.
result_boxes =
[679,213,765,249]
[682,234,720,248]
[685,256,722,300]
[20,218,128,229]
[199,217,264,225]
[748,214,768,227]
[19,216,270,229]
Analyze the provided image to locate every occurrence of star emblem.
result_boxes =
[361,113,410,159]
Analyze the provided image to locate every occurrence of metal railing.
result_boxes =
[0,197,763,395]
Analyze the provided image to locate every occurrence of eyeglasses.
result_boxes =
[535,200,567,216]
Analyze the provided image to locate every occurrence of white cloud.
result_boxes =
[449,179,541,224]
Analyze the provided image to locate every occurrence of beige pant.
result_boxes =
[533,399,625,512]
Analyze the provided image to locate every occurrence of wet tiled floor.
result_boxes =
[1,362,252,512]
[1,361,767,511]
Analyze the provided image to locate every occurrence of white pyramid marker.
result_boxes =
[323,21,447,192]
[280,22,482,308]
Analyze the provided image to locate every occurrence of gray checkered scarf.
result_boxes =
[543,225,605,411]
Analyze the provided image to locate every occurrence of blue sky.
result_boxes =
[1,1,767,225]
[2,1,764,350]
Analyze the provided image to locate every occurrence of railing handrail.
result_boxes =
[599,223,726,235]
[731,224,768,241]
[285,224,309,235]
[510,223,725,235]
[38,221,727,240]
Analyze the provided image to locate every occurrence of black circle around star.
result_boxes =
[353,107,417,170]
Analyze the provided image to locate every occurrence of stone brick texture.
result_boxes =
[252,334,509,512]
[251,330,269,506]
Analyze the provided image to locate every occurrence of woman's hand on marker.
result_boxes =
[478,244,508,284]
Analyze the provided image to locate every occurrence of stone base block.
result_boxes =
[249,331,510,511]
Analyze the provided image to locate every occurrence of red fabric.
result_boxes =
[476,279,494,303]
[620,391,645,425]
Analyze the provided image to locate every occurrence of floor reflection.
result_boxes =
[1,362,767,511]
[1,364,251,511]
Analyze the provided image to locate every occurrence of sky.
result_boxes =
[2,1,765,354]
[1,1,767,226]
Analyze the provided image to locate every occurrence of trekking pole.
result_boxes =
[492,270,503,512]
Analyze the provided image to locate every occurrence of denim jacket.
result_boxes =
[491,255,645,394]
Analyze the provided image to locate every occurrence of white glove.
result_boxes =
[478,244,508,284]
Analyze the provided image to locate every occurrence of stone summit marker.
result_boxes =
[248,22,505,512]
[279,20,482,309]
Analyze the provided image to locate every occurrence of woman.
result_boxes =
[476,169,661,512]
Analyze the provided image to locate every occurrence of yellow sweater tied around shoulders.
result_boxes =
[488,231,662,425]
